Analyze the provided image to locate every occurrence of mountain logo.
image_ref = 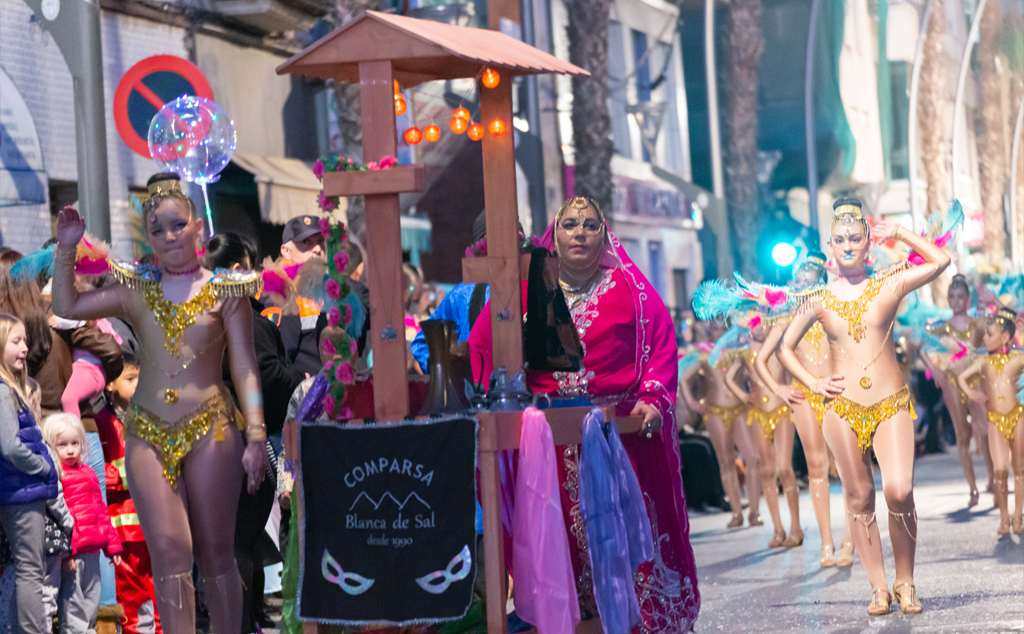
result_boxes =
[348,491,432,512]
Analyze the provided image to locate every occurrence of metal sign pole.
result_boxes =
[23,0,111,242]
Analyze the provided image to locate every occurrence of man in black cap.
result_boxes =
[280,214,325,264]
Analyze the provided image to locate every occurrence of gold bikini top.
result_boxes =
[986,350,1024,377]
[109,259,262,356]
[927,320,978,345]
[789,260,908,343]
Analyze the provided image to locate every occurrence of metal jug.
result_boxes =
[418,319,465,415]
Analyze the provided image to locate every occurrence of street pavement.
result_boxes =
[689,451,1024,633]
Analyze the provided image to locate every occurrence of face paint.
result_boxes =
[415,545,472,594]
[322,549,374,595]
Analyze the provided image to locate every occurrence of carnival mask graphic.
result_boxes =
[415,545,472,594]
[322,549,374,595]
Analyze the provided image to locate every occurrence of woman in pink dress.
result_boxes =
[469,196,700,632]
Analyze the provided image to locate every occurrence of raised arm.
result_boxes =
[874,220,951,296]
[222,296,268,493]
[52,207,127,321]
[956,358,986,403]
[779,307,844,398]
[724,359,752,404]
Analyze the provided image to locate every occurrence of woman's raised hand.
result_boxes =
[811,374,845,398]
[871,219,900,243]
[56,206,86,250]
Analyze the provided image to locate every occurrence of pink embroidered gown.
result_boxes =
[468,226,700,633]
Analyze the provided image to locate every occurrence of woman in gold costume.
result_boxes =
[679,320,764,528]
[53,174,268,634]
[778,199,952,616]
[753,253,854,567]
[724,315,795,548]
[920,274,994,506]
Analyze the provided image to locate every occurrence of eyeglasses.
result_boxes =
[558,219,604,235]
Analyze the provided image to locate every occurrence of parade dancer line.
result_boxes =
[679,321,764,529]
[751,254,854,567]
[53,174,268,634]
[778,199,952,616]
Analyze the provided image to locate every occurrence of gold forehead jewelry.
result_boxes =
[806,254,826,267]
[148,178,183,198]
[997,308,1016,324]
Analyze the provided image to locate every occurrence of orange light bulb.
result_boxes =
[453,107,471,121]
[424,125,440,142]
[404,127,422,145]
[393,79,400,94]
[467,123,484,141]
[394,96,407,116]
[481,68,501,89]
[488,118,506,136]
[450,117,468,134]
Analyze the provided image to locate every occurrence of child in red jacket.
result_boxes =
[95,354,163,634]
[43,413,122,634]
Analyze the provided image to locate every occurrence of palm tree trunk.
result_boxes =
[919,0,948,304]
[1013,80,1024,259]
[724,0,764,279]
[976,1,1006,256]
[564,0,615,215]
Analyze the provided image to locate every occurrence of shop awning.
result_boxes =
[231,153,333,224]
[401,215,431,253]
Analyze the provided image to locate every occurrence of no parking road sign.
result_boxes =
[114,55,214,158]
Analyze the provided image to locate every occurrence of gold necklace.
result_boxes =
[988,352,1019,377]
[139,334,224,404]
[559,271,603,310]
[144,281,218,357]
[820,277,885,343]
[832,320,895,389]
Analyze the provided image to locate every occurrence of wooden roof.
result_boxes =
[276,11,588,86]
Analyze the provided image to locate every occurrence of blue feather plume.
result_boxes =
[709,325,744,368]
[678,351,700,375]
[943,199,965,238]
[694,280,756,321]
[8,246,55,284]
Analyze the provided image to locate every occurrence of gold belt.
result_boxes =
[826,386,916,452]
[794,381,826,426]
[747,403,789,443]
[987,405,1023,443]
[126,389,243,488]
[707,403,750,434]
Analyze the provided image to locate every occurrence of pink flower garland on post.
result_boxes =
[310,155,397,419]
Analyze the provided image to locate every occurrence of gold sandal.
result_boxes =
[893,582,922,614]
[997,518,1011,536]
[836,541,855,567]
[768,531,786,548]
[1013,517,1024,535]
[968,489,980,508]
[782,531,804,548]
[748,513,764,527]
[867,588,891,616]
[727,513,744,528]
[820,545,837,568]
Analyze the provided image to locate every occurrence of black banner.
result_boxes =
[298,416,478,625]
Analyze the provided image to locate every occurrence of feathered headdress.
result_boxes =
[8,235,111,284]
[908,200,964,266]
[694,280,759,321]
[708,325,745,368]
[732,273,789,311]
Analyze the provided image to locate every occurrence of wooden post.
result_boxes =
[358,59,409,421]
[478,78,523,374]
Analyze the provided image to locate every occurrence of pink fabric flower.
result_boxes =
[339,407,353,419]
[349,340,358,356]
[325,278,342,299]
[318,191,336,212]
[366,161,380,171]
[313,159,326,180]
[333,251,350,273]
[324,360,335,371]
[322,337,337,357]
[345,304,353,326]
[320,217,331,239]
[379,156,398,169]
[323,394,336,418]
[334,362,354,383]
[328,306,341,327]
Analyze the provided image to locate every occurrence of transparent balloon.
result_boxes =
[148,96,236,236]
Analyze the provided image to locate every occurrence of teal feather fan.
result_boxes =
[8,245,55,284]
[694,280,758,321]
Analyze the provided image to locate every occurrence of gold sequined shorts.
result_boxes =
[126,389,244,488]
[946,370,981,407]
[794,381,826,426]
[747,403,789,443]
[707,403,750,434]
[826,385,916,452]
[987,405,1023,443]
